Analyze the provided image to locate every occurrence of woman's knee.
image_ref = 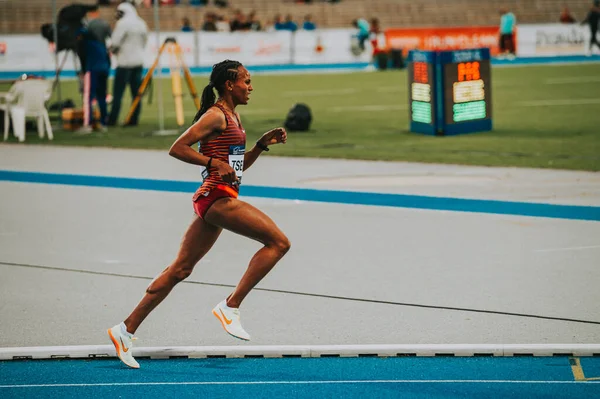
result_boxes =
[145,264,192,294]
[167,261,194,283]
[269,233,291,256]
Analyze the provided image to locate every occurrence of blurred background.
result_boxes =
[0,0,598,171]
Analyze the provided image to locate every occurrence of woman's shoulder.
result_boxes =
[197,106,228,131]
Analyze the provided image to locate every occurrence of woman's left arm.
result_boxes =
[244,127,287,171]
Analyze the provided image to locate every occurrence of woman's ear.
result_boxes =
[225,80,234,91]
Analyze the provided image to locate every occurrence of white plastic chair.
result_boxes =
[0,79,53,142]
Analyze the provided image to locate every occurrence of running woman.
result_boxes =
[107,60,290,369]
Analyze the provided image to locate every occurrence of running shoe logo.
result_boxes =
[120,337,129,352]
[219,309,232,325]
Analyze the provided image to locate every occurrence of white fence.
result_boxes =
[0,24,595,74]
[516,23,591,57]
[0,29,372,73]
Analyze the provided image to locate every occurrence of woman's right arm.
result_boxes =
[168,109,224,166]
[168,110,238,184]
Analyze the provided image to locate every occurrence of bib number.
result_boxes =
[229,145,245,182]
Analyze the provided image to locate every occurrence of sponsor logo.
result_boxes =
[535,27,585,53]
[210,46,242,54]
[120,337,129,352]
[229,145,245,155]
[411,51,430,62]
[255,41,283,56]
[452,50,482,63]
[219,309,232,325]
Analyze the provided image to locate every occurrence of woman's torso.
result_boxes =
[193,103,246,200]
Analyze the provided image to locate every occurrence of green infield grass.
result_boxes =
[2,63,599,171]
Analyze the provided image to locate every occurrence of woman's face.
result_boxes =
[230,66,253,106]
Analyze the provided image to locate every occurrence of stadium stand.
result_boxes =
[0,0,595,34]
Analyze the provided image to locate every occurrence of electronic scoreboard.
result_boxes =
[407,50,437,135]
[408,48,492,135]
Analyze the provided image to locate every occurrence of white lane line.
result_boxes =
[377,87,403,93]
[3,344,599,360]
[282,88,359,97]
[534,245,600,253]
[519,98,600,106]
[0,380,593,388]
[545,76,600,84]
[329,104,407,112]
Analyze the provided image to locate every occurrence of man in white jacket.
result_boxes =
[108,2,148,127]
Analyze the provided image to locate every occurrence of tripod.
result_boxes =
[51,49,83,105]
[124,37,199,127]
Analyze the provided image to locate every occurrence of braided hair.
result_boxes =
[193,59,243,123]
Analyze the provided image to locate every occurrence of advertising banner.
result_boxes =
[516,24,589,56]
[6,24,591,75]
[143,32,196,68]
[1,29,375,75]
[0,35,56,72]
[293,29,373,64]
[385,26,503,55]
[198,31,292,66]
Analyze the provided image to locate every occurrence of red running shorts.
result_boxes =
[193,184,238,220]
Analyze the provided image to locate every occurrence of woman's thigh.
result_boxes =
[175,216,223,268]
[204,198,287,245]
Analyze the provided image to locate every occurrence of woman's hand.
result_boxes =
[258,127,287,148]
[212,159,238,184]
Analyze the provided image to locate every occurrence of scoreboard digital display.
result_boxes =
[407,51,437,135]
[408,48,492,136]
[443,52,492,128]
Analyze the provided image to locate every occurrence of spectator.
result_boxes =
[283,15,298,32]
[201,12,218,32]
[216,15,231,32]
[181,17,194,32]
[369,17,384,57]
[302,14,317,30]
[230,9,248,32]
[499,7,517,59]
[582,0,600,56]
[76,7,111,133]
[108,1,148,127]
[246,11,262,31]
[559,6,577,23]
[273,14,286,31]
[352,18,370,50]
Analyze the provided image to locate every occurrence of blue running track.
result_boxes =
[1,357,599,398]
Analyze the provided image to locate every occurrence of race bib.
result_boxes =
[229,145,245,183]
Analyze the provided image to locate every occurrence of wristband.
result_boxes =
[206,157,213,170]
[256,141,269,152]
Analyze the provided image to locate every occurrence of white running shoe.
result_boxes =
[107,324,140,369]
[212,300,251,341]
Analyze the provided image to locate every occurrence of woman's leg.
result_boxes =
[204,198,291,308]
[107,68,127,126]
[123,216,222,334]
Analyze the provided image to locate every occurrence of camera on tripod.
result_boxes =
[40,3,99,56]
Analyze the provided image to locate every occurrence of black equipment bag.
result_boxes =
[284,103,312,132]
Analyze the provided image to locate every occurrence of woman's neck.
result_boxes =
[216,98,236,114]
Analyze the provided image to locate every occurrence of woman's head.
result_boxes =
[194,60,253,122]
